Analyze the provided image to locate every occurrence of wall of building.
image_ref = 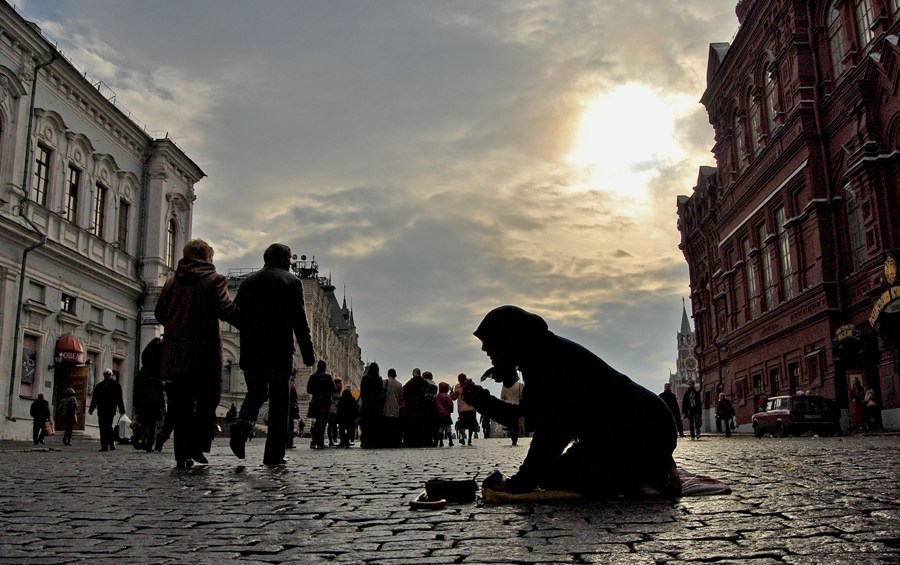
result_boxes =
[678,0,900,432]
[0,2,202,439]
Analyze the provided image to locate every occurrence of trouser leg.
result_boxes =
[264,371,290,463]
[236,370,268,435]
[195,375,221,454]
[98,410,115,449]
[169,379,196,463]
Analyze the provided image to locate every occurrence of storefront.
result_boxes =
[864,251,900,429]
[52,334,89,431]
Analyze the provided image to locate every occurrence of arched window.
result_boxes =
[854,0,876,48]
[166,219,178,268]
[893,0,900,16]
[734,111,746,172]
[828,2,848,78]
[749,88,761,156]
[764,65,778,134]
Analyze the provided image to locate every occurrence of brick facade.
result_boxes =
[678,0,900,432]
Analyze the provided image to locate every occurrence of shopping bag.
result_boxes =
[43,420,56,436]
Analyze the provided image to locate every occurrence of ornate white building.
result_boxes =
[0,2,202,439]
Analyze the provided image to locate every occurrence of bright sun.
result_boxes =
[567,83,685,203]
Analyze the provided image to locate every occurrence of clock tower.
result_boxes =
[669,299,699,396]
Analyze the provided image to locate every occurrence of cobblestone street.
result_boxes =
[0,433,897,564]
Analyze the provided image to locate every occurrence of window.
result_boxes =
[845,185,867,270]
[734,112,746,172]
[775,207,793,301]
[763,66,778,134]
[759,224,774,311]
[166,219,178,268]
[90,306,103,324]
[749,90,761,155]
[28,281,46,303]
[828,3,848,78]
[744,238,760,320]
[855,0,876,48]
[894,0,900,15]
[60,293,77,314]
[92,184,107,237]
[768,367,780,396]
[117,201,130,250]
[116,315,128,332]
[32,144,51,206]
[65,166,80,223]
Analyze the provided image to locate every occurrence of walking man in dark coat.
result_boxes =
[659,383,685,438]
[230,243,316,466]
[30,394,51,445]
[462,305,681,497]
[682,379,702,440]
[88,369,125,451]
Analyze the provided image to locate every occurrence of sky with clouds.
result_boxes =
[20,0,741,391]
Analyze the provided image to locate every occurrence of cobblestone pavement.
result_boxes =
[0,432,897,564]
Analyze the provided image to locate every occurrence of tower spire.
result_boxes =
[680,298,692,336]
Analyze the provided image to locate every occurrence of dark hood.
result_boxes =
[174,257,218,283]
[473,305,549,346]
[473,305,550,387]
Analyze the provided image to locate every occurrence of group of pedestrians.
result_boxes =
[352,365,478,449]
[658,380,735,439]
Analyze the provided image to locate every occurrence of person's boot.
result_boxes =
[229,423,246,459]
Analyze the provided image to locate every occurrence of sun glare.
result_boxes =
[567,83,685,203]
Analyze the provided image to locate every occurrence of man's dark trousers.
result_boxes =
[98,408,116,450]
[237,366,290,464]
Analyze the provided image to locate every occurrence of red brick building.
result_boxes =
[678,0,900,432]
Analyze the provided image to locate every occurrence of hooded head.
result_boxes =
[438,381,450,393]
[474,306,549,387]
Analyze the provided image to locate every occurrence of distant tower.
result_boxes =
[669,299,699,394]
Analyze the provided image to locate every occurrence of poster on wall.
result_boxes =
[21,348,36,385]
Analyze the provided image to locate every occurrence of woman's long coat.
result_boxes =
[155,258,238,379]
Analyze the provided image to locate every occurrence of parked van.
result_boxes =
[752,395,841,438]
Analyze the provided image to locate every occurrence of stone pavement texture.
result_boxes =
[0,433,897,564]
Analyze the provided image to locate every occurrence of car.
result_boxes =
[752,394,842,438]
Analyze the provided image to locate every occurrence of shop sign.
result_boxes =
[835,324,859,341]
[869,286,900,326]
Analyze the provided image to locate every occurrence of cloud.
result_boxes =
[22,0,741,391]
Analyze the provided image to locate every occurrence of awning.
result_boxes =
[55,333,85,363]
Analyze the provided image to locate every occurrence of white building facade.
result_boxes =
[0,2,203,439]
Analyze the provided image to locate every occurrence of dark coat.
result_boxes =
[359,372,383,419]
[234,265,315,372]
[716,398,735,420]
[58,389,77,424]
[682,388,701,417]
[402,376,431,419]
[470,305,677,493]
[89,378,125,414]
[133,368,165,419]
[30,398,51,423]
[659,390,681,420]
[155,257,238,379]
[306,370,336,418]
[337,390,359,424]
